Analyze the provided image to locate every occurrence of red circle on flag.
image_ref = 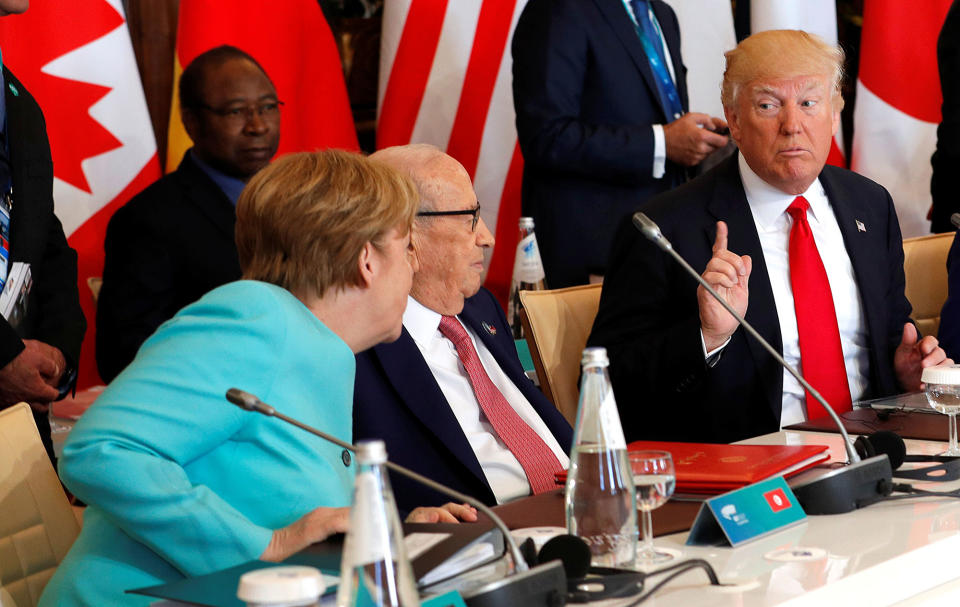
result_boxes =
[858,0,952,123]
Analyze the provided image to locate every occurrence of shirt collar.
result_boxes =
[738,153,830,231]
[403,296,445,347]
[190,149,247,206]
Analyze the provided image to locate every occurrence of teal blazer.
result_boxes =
[41,281,357,606]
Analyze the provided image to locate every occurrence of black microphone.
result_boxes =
[632,212,894,515]
[951,212,960,230]
[224,388,567,607]
[856,430,960,482]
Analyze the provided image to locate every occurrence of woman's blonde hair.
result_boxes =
[236,150,418,298]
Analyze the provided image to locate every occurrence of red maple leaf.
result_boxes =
[0,1,126,193]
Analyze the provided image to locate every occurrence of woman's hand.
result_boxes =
[261,506,351,562]
[406,502,478,523]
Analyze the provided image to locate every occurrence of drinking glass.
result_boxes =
[922,366,960,456]
[629,450,676,566]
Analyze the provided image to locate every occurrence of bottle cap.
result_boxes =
[237,566,324,606]
[355,439,388,464]
[922,365,960,386]
[581,347,609,367]
[519,217,535,229]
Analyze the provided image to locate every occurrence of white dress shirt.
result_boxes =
[402,297,569,503]
[738,155,871,426]
[621,0,677,179]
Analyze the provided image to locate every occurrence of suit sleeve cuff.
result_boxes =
[652,124,666,179]
[701,329,730,367]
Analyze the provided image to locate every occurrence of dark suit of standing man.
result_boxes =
[931,0,960,233]
[0,0,87,463]
[96,46,280,382]
[589,30,950,444]
[354,145,572,515]
[512,0,728,288]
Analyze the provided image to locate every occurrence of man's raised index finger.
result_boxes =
[713,221,729,253]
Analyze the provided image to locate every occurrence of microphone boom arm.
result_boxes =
[225,388,532,573]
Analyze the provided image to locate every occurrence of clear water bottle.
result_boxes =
[565,347,637,567]
[336,440,420,607]
[508,217,547,339]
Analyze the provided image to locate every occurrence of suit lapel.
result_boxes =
[179,154,237,240]
[459,295,573,451]
[707,156,784,420]
[371,330,491,490]
[4,69,41,264]
[592,0,670,119]
[819,168,888,381]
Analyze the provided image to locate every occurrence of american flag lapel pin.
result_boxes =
[482,321,497,336]
[856,220,866,233]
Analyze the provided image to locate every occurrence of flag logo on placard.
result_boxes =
[763,488,792,513]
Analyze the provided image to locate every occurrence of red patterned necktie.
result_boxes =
[438,316,563,495]
[786,196,852,418]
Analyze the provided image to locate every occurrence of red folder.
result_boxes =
[556,441,830,495]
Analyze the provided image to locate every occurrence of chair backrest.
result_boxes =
[902,232,954,337]
[0,403,80,607]
[519,284,603,425]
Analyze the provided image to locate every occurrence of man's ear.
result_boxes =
[356,241,376,289]
[181,108,201,142]
[724,105,740,143]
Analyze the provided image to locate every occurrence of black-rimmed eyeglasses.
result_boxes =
[416,202,481,231]
[197,100,285,125]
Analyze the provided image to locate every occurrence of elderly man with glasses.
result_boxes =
[96,45,282,382]
[353,144,573,514]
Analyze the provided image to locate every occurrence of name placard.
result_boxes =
[686,476,806,547]
[423,590,467,607]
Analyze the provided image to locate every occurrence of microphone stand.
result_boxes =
[225,388,567,606]
[632,213,893,514]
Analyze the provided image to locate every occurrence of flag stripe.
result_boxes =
[486,142,525,304]
[446,0,516,179]
[377,0,450,149]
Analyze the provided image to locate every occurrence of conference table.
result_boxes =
[133,427,960,606]
[493,429,960,606]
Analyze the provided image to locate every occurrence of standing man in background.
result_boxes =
[512,0,728,288]
[930,0,960,233]
[96,46,281,382]
[0,0,87,462]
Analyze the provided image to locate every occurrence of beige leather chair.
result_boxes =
[519,284,603,425]
[0,403,80,607]
[902,232,954,337]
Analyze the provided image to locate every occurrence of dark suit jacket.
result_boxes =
[931,0,960,233]
[96,151,241,382]
[512,0,688,288]
[353,288,573,514]
[588,154,911,444]
[938,232,960,358]
[1,68,86,458]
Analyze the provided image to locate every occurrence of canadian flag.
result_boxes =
[378,0,526,304]
[851,0,952,238]
[0,0,162,388]
[749,0,846,167]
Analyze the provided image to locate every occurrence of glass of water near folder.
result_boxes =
[921,365,960,456]
[629,450,676,566]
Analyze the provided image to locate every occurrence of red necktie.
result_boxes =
[786,196,852,418]
[438,316,564,495]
